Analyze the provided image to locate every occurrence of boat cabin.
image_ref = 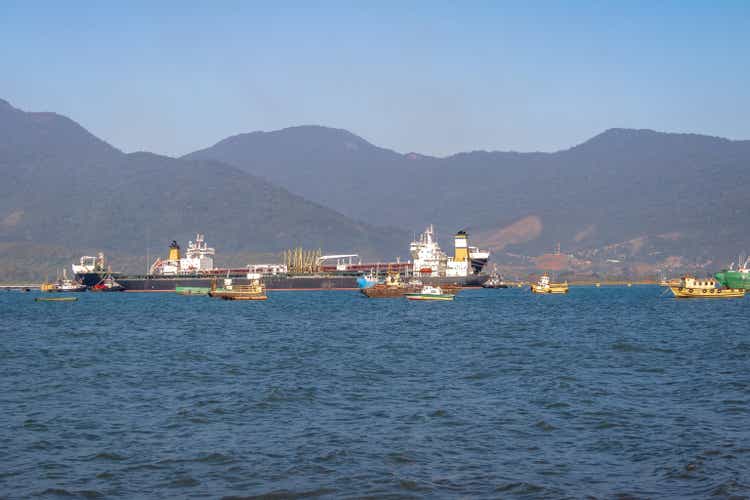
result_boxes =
[679,276,717,290]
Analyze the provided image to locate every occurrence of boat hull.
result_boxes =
[530,284,569,294]
[75,272,121,288]
[669,286,745,298]
[405,294,454,301]
[117,273,486,291]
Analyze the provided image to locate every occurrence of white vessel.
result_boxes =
[150,233,215,275]
[409,226,489,278]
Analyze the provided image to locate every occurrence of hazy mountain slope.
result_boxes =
[188,125,750,264]
[0,100,408,280]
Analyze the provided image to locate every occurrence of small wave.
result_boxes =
[711,478,749,497]
[533,420,557,431]
[611,342,646,353]
[167,476,200,488]
[23,419,48,432]
[386,451,417,464]
[398,478,432,492]
[90,452,127,462]
[494,481,544,494]
[222,487,337,499]
[197,452,235,465]
[34,489,104,498]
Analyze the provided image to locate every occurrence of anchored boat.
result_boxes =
[361,271,418,298]
[208,275,267,301]
[482,268,508,288]
[530,274,569,294]
[91,273,125,292]
[669,275,745,298]
[405,285,455,301]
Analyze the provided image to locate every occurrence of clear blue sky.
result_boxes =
[1,1,748,157]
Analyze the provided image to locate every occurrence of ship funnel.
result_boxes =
[168,240,181,261]
[454,230,469,262]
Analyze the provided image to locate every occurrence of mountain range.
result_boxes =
[0,99,408,279]
[1,97,749,280]
[187,125,750,270]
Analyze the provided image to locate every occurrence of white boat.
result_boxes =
[405,285,455,301]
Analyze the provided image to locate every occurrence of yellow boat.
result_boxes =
[669,275,745,299]
[530,274,568,294]
[208,276,267,301]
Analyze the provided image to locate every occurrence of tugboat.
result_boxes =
[91,273,125,292]
[405,285,455,301]
[530,274,569,294]
[482,267,508,288]
[208,274,267,301]
[669,275,745,298]
[41,270,86,292]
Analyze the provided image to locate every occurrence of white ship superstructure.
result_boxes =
[410,225,489,278]
[150,233,215,275]
[72,253,105,275]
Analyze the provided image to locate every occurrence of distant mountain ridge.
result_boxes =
[188,125,750,267]
[0,100,408,279]
[2,96,749,280]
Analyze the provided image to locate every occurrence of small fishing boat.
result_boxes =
[669,275,745,298]
[35,296,78,302]
[41,269,86,292]
[405,285,455,301]
[362,271,418,298]
[208,275,267,301]
[530,274,568,294]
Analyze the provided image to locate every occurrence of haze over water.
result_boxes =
[2,287,749,498]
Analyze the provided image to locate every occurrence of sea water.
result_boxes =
[1,286,749,498]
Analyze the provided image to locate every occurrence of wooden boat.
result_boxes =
[530,274,568,294]
[209,277,267,300]
[669,275,745,298]
[405,285,455,301]
[35,296,78,302]
[362,272,419,298]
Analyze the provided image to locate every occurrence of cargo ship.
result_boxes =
[71,253,119,287]
[406,225,488,287]
[715,256,750,290]
[74,228,489,292]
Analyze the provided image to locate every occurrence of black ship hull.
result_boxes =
[116,274,361,291]
[76,272,122,287]
[113,273,487,291]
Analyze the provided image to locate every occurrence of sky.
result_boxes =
[1,1,749,157]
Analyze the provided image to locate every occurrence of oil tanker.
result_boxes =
[74,229,489,291]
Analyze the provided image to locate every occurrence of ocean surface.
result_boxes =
[1,286,749,499]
